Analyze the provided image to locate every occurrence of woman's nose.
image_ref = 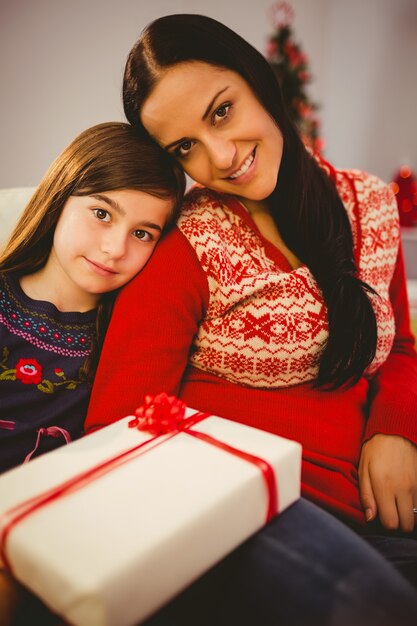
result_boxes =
[206,136,237,171]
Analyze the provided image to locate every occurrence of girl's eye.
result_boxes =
[93,208,111,222]
[133,230,152,242]
[175,139,195,159]
[213,103,231,125]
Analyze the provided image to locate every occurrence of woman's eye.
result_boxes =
[213,103,231,124]
[134,230,152,242]
[175,140,194,158]
[93,208,111,222]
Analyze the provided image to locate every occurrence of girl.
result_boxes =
[0,121,184,473]
[0,121,184,625]
[83,13,417,620]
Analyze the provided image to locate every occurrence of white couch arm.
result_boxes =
[0,187,36,248]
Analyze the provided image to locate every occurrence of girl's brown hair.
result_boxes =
[0,121,185,379]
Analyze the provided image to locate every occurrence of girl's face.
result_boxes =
[48,189,172,310]
[141,62,283,202]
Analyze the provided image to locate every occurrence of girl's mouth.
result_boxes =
[85,258,118,276]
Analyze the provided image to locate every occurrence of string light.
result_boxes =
[392,165,417,227]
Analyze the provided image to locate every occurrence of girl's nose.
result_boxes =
[206,136,236,171]
[101,231,127,259]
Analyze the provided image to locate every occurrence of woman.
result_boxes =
[85,13,417,622]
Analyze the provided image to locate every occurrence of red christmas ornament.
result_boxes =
[390,166,417,227]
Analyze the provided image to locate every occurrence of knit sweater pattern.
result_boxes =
[179,169,398,387]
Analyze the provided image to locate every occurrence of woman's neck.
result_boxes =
[239,197,269,216]
[239,197,301,270]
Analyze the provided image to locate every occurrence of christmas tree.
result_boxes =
[265,2,323,153]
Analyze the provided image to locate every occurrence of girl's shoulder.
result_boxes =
[0,271,16,298]
[0,273,27,319]
[0,270,96,328]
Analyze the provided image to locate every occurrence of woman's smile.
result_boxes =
[141,61,283,202]
[226,147,256,182]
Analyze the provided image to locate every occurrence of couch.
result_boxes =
[0,187,35,247]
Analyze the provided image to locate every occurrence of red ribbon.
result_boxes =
[0,393,278,573]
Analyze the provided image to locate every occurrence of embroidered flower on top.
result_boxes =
[0,346,85,393]
[15,358,43,385]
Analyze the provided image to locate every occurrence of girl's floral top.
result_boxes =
[0,272,96,472]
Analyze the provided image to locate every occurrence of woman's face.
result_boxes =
[141,62,283,201]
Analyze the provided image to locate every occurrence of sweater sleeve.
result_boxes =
[84,227,209,432]
[364,240,417,444]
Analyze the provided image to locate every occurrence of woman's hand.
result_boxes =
[359,434,417,532]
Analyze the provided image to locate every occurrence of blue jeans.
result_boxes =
[357,521,417,587]
[144,498,417,626]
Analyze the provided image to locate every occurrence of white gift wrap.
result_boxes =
[0,409,301,626]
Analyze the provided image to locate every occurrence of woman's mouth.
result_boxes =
[227,148,256,181]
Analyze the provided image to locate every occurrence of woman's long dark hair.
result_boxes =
[0,122,185,381]
[123,14,377,389]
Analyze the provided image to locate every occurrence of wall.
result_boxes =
[0,0,415,187]
[321,0,417,179]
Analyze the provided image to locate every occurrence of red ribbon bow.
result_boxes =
[128,392,187,435]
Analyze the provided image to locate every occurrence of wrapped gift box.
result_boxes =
[0,405,301,626]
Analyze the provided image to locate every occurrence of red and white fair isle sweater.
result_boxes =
[85,162,417,525]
